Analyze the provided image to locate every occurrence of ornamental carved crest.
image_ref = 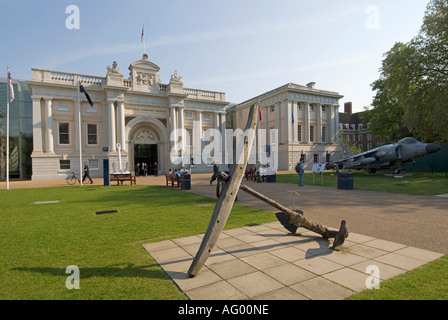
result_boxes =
[134,128,159,143]
[136,72,154,86]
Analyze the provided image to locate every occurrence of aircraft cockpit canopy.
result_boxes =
[398,137,418,144]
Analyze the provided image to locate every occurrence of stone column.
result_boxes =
[285,101,292,142]
[292,102,298,142]
[178,106,184,151]
[109,101,116,152]
[45,99,54,153]
[329,105,335,143]
[317,103,322,143]
[170,106,177,150]
[335,105,340,143]
[117,101,126,151]
[32,97,43,153]
[276,102,281,144]
[304,103,310,144]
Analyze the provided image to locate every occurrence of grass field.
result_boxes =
[0,185,276,300]
[276,171,448,196]
[1,173,447,300]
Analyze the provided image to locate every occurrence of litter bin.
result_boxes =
[338,172,354,190]
[181,174,191,190]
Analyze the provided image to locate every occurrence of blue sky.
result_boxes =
[1,0,429,112]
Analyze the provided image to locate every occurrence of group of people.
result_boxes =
[135,162,158,177]
[168,168,184,178]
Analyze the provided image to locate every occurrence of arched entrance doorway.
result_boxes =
[127,117,169,175]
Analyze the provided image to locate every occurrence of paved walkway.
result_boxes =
[142,173,446,300]
[4,173,447,300]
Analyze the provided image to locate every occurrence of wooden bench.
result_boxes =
[110,173,137,185]
[165,173,180,188]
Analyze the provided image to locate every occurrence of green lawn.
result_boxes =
[1,178,447,300]
[347,255,448,300]
[0,185,276,300]
[276,171,448,196]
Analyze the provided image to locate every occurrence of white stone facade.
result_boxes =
[27,55,228,180]
[230,83,344,171]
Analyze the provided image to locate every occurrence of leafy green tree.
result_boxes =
[362,0,448,143]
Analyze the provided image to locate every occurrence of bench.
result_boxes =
[165,173,180,188]
[110,173,137,185]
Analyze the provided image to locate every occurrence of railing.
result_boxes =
[184,88,226,102]
[31,69,226,101]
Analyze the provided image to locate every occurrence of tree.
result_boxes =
[362,0,448,143]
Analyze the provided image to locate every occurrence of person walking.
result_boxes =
[82,162,93,184]
[210,161,219,185]
[295,161,304,186]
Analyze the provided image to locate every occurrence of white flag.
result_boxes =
[8,67,14,103]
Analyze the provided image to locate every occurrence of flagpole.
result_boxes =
[78,80,83,186]
[6,67,10,190]
[142,24,146,55]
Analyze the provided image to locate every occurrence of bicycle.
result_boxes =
[66,172,80,185]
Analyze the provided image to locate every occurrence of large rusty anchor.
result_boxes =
[188,105,349,277]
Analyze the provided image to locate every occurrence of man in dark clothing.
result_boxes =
[82,162,93,184]
[210,162,219,185]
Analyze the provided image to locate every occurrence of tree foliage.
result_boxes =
[362,0,448,143]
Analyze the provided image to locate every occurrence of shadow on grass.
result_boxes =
[13,263,167,280]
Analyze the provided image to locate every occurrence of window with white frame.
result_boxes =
[322,126,327,143]
[89,159,99,169]
[86,104,97,113]
[203,113,211,121]
[185,111,193,120]
[298,125,302,142]
[310,125,314,142]
[87,124,98,145]
[57,101,69,111]
[59,122,70,145]
[60,160,70,170]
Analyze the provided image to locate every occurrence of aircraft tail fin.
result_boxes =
[341,144,355,159]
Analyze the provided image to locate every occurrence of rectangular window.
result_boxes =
[310,125,314,142]
[322,105,326,112]
[203,113,211,121]
[86,104,97,113]
[298,125,302,142]
[87,124,98,145]
[185,111,193,120]
[322,126,327,143]
[89,159,99,169]
[59,122,70,145]
[60,160,70,170]
[186,128,193,146]
[313,154,318,163]
[58,102,69,111]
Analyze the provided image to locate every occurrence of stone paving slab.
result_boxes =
[143,221,443,300]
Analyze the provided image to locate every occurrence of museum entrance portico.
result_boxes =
[126,117,169,175]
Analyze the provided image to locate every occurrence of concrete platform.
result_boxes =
[143,222,443,300]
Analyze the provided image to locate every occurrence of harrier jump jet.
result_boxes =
[328,137,441,174]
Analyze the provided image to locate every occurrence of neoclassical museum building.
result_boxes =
[26,54,228,180]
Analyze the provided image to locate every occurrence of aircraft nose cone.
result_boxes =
[426,143,441,154]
